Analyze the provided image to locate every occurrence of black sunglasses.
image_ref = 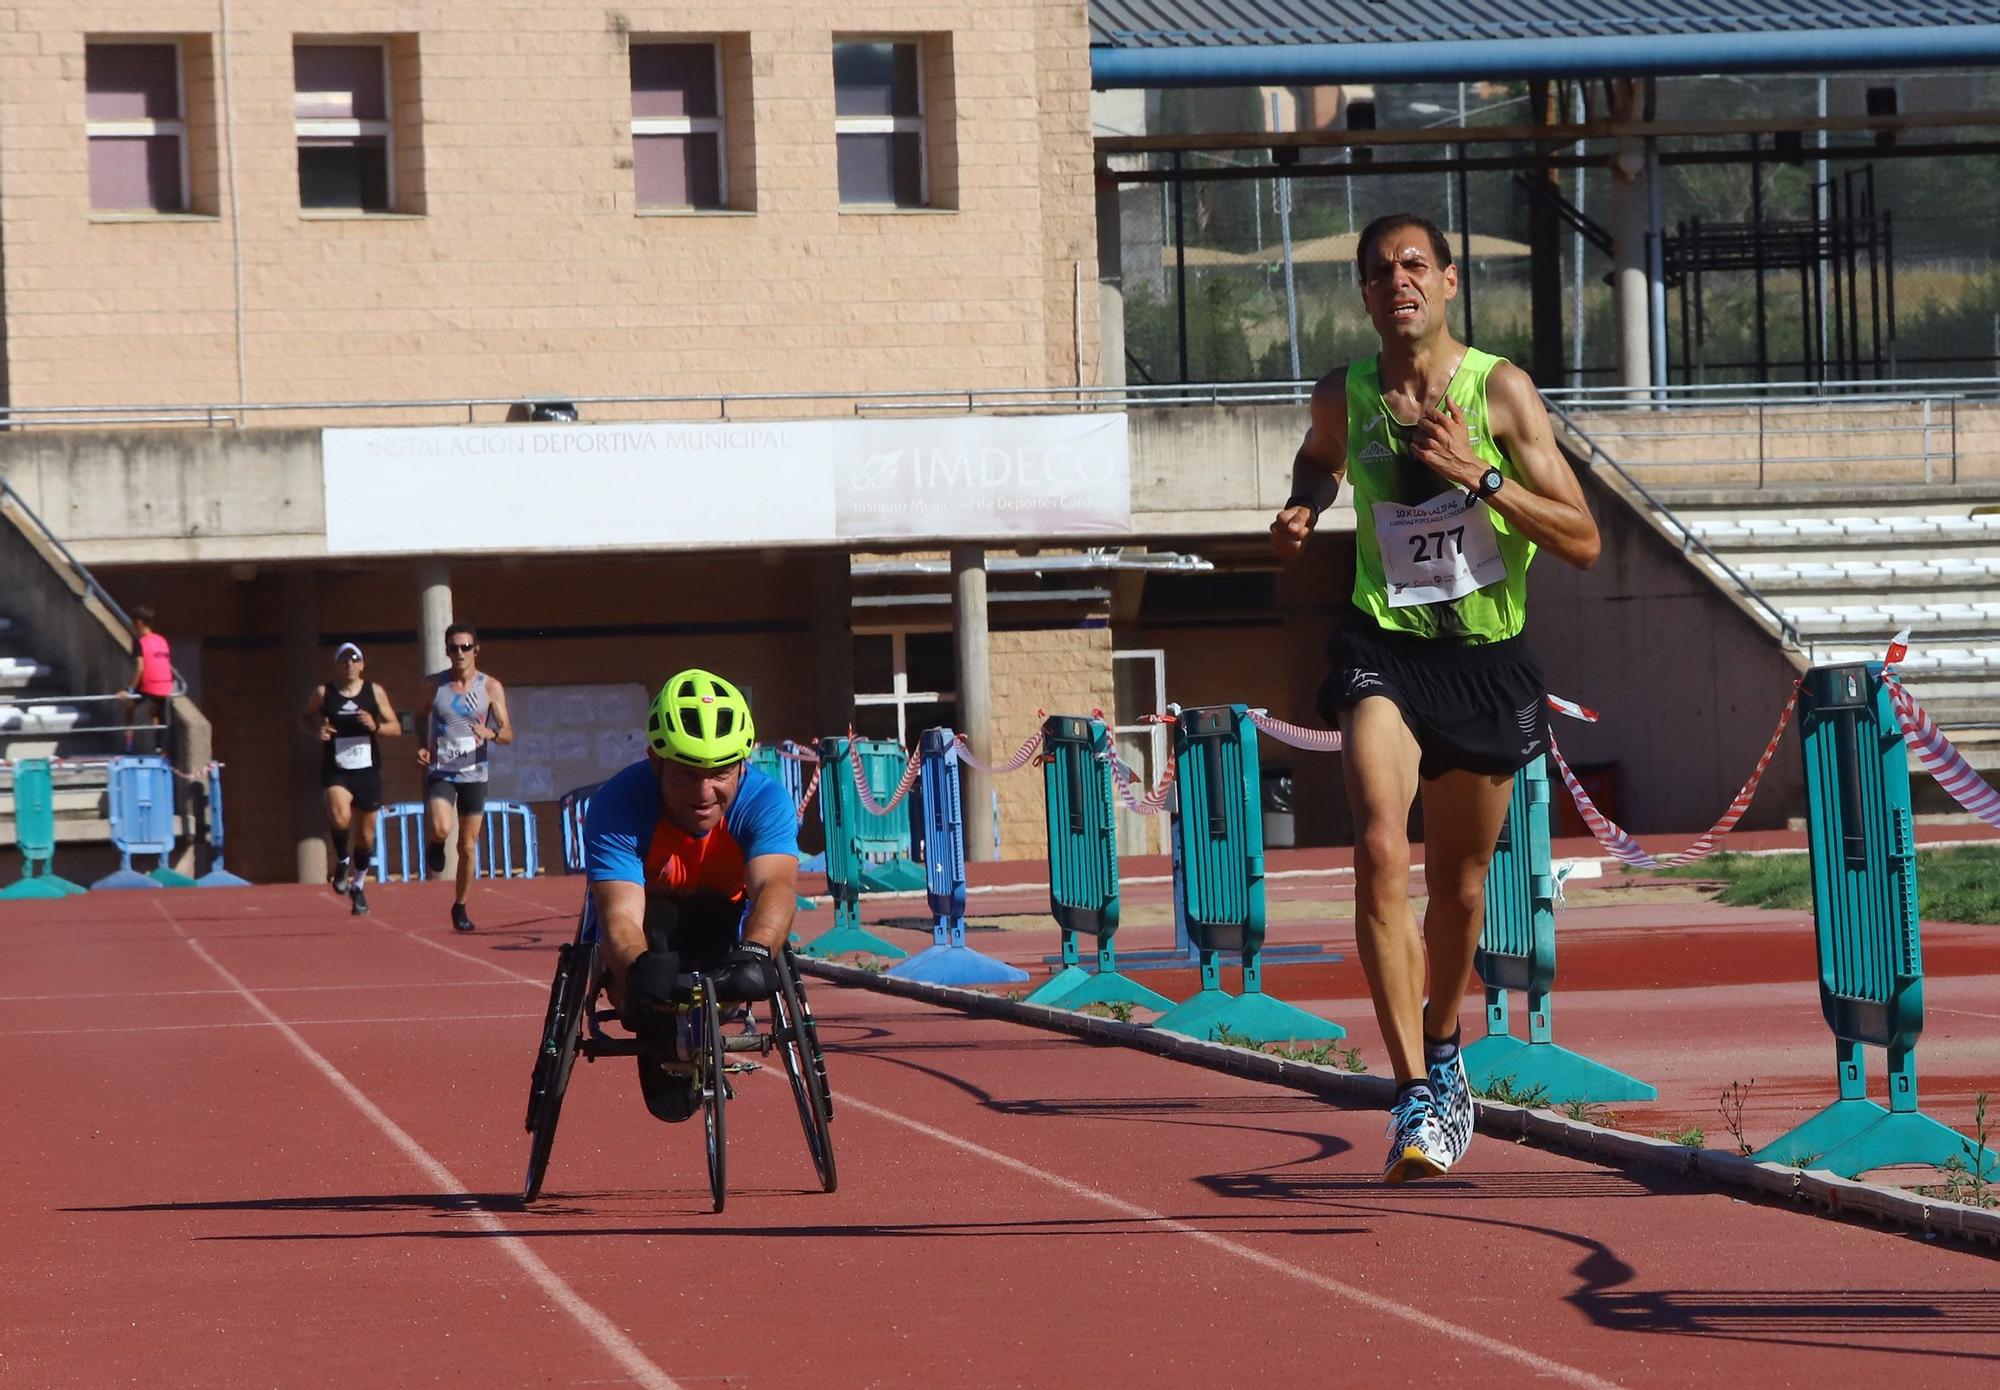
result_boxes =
[446,641,477,654]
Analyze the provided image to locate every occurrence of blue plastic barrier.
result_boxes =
[798,736,906,959]
[1752,662,1998,1178]
[2,758,86,898]
[374,797,540,882]
[1153,705,1342,1044]
[195,763,251,887]
[1021,715,1172,1013]
[558,782,601,875]
[884,728,1028,986]
[1460,756,1653,1102]
[92,756,178,890]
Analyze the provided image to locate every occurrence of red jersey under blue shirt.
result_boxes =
[583,762,798,921]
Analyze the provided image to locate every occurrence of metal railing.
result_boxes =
[1545,401,1806,650]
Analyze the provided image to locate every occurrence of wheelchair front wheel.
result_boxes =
[773,950,837,1193]
[523,940,595,1203]
[701,988,727,1213]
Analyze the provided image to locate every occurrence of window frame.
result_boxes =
[629,40,729,212]
[832,36,927,209]
[84,39,190,214]
[292,38,395,213]
[852,627,956,749]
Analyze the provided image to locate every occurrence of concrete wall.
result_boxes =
[0,2,1096,407]
[1564,400,2000,488]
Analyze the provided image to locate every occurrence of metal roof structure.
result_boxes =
[1089,1,2000,83]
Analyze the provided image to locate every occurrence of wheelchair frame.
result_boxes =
[522,897,837,1208]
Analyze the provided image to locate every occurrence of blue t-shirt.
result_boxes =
[583,761,797,906]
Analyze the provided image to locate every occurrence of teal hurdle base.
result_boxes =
[2,873,88,899]
[1181,990,1344,1045]
[1461,1035,1657,1105]
[794,893,817,912]
[799,921,908,960]
[1754,1099,1999,1178]
[1154,953,1344,1045]
[150,867,200,888]
[1026,964,1173,1013]
[860,859,927,893]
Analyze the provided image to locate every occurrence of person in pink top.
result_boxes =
[118,605,175,754]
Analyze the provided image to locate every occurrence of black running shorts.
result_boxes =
[1318,619,1550,781]
[323,767,383,812]
[426,778,489,816]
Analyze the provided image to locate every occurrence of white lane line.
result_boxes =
[157,914,680,1390]
[7,1011,538,1038]
[839,1091,1624,1390]
[0,981,530,1003]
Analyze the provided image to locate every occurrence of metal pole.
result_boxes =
[1865,168,1884,381]
[951,546,995,863]
[1279,171,1301,379]
[1172,151,1189,384]
[1817,77,1831,376]
[1570,82,1587,390]
[1646,140,1668,400]
[1457,147,1474,345]
[1883,208,1897,377]
[1750,135,1768,383]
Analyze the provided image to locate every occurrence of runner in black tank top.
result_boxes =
[300,642,403,916]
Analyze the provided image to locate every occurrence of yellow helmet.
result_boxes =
[647,669,755,769]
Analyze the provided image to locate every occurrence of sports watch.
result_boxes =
[1472,467,1505,503]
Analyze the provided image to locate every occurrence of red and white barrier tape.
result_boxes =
[1106,748,1177,815]
[1550,682,1801,870]
[850,743,923,817]
[1883,628,2000,830]
[794,761,822,823]
[951,726,1046,775]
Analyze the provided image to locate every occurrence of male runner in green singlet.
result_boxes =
[1270,213,1602,1182]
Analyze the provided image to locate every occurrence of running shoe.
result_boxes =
[425,841,447,877]
[637,1055,699,1123]
[331,857,352,895]
[348,884,370,917]
[1428,1046,1476,1167]
[451,902,475,933]
[1382,1088,1452,1183]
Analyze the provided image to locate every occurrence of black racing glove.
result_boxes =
[621,948,691,1032]
[710,941,778,1004]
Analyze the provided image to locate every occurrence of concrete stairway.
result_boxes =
[1658,487,2000,812]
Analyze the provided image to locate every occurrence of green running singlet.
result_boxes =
[1345,347,1535,642]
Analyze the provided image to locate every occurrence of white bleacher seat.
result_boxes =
[1882,517,1942,535]
[1689,521,1750,541]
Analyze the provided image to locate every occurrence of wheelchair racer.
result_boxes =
[583,669,800,1121]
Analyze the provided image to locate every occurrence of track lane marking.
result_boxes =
[6,1010,537,1038]
[154,908,681,1390]
[834,1094,1624,1388]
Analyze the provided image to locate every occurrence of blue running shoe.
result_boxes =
[1383,1088,1451,1183]
[1428,1047,1475,1167]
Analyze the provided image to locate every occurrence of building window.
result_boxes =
[294,42,393,211]
[853,630,955,747]
[833,39,925,208]
[85,42,187,212]
[630,42,726,210]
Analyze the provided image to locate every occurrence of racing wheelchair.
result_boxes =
[521,898,837,1209]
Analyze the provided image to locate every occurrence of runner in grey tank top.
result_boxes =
[429,672,494,783]
[420,625,515,933]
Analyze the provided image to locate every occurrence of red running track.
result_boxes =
[3,880,1997,1388]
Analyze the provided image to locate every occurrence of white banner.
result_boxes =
[321,414,1129,554]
